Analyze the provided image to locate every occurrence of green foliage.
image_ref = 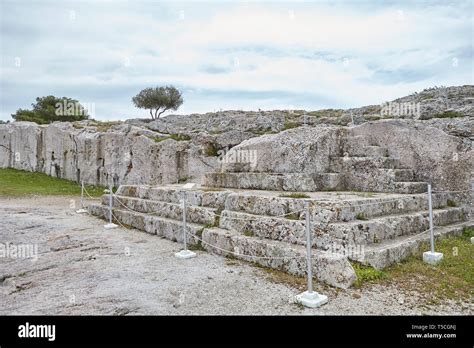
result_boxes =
[11,96,89,124]
[285,213,300,220]
[446,199,457,207]
[204,143,219,156]
[0,168,104,197]
[152,133,191,142]
[355,213,368,220]
[188,242,206,251]
[283,121,300,130]
[243,230,254,237]
[352,233,474,301]
[169,133,191,141]
[352,263,387,288]
[132,86,183,119]
[433,111,463,119]
[279,192,310,199]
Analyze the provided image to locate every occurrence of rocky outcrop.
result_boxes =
[0,122,220,186]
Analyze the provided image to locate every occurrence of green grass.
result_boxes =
[204,143,219,157]
[352,263,387,288]
[0,168,105,197]
[243,230,254,237]
[355,213,368,221]
[283,121,300,130]
[447,199,457,207]
[285,212,300,220]
[353,229,474,301]
[152,133,191,142]
[279,192,310,199]
[433,111,463,119]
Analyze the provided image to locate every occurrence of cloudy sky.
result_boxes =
[0,0,472,121]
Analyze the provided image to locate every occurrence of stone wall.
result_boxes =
[0,122,220,187]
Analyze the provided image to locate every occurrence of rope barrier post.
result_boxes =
[76,180,88,214]
[175,185,197,259]
[104,180,118,229]
[423,183,443,265]
[296,200,328,308]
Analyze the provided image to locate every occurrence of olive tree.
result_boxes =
[132,86,183,119]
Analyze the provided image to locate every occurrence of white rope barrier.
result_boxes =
[86,184,473,261]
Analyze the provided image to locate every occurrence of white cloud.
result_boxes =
[0,0,472,120]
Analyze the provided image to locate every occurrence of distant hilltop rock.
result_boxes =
[125,85,473,137]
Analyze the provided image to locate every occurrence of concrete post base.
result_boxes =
[296,291,328,308]
[423,251,443,265]
[104,223,118,229]
[175,249,196,259]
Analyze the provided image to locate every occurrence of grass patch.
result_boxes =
[433,111,464,119]
[88,120,121,132]
[285,212,300,220]
[355,213,368,221]
[152,133,191,142]
[279,192,310,199]
[188,242,206,252]
[352,263,387,288]
[353,229,474,301]
[0,168,105,197]
[243,230,254,237]
[283,121,300,130]
[446,199,457,207]
[204,143,219,157]
[202,187,224,192]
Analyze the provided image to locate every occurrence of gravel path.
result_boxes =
[0,196,471,315]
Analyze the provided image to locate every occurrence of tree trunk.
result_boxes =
[157,107,170,118]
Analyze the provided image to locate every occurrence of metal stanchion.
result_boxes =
[296,201,328,308]
[423,183,443,264]
[104,181,118,229]
[175,190,196,259]
[76,180,88,214]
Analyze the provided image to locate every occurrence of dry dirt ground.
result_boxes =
[0,195,472,315]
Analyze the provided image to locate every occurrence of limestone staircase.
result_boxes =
[88,185,472,289]
[203,134,428,194]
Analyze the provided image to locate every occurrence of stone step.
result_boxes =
[392,169,415,182]
[224,192,307,217]
[116,185,230,209]
[349,221,473,269]
[329,156,404,172]
[88,204,204,244]
[203,172,343,191]
[319,193,456,222]
[219,210,306,245]
[325,207,468,247]
[103,194,217,226]
[201,227,356,289]
[342,135,371,149]
[392,181,427,194]
[346,145,388,158]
